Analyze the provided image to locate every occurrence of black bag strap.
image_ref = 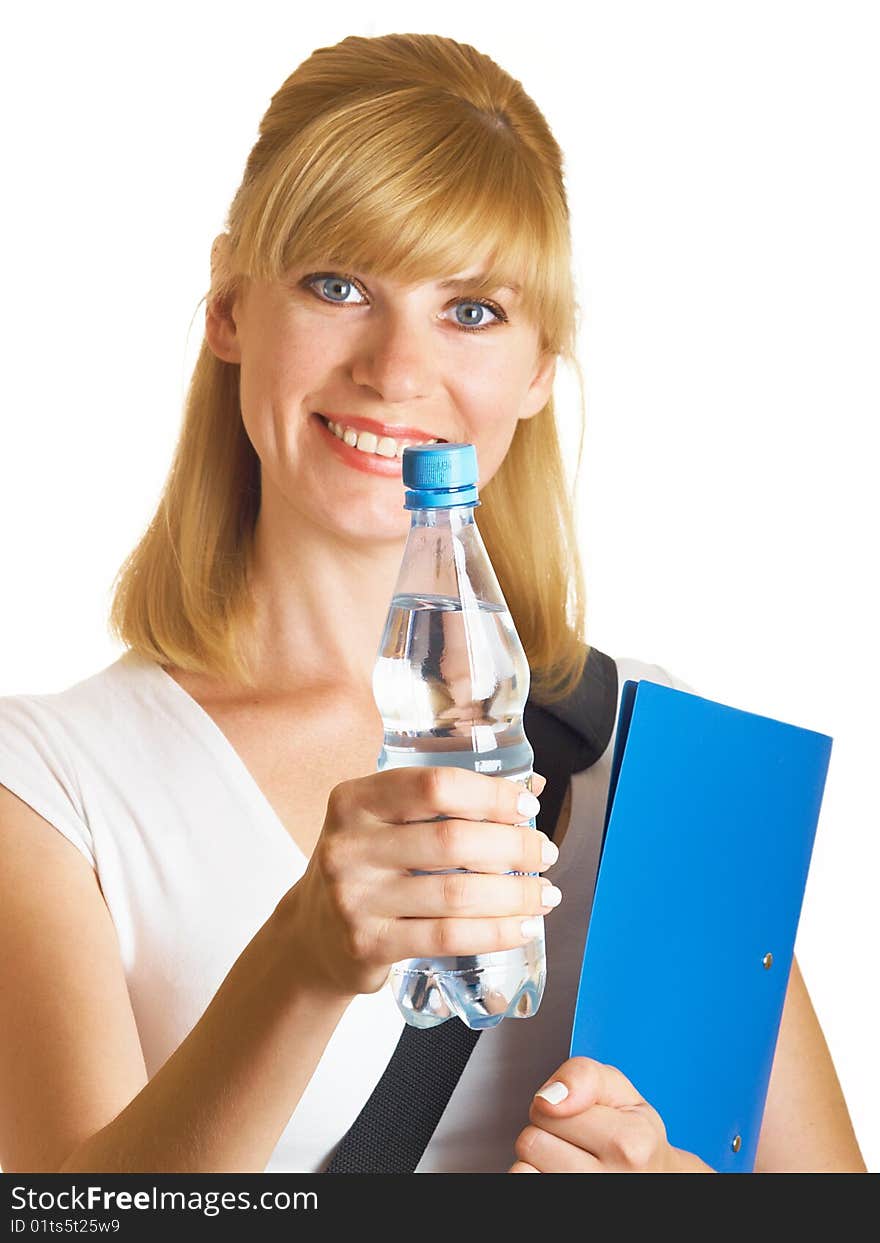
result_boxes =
[324,645,619,1174]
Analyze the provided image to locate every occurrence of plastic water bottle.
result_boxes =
[372,442,545,1030]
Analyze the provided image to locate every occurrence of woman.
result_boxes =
[0,33,865,1174]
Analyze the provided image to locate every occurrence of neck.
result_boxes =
[242,488,408,696]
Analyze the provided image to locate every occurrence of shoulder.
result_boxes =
[0,652,142,870]
[0,650,154,748]
[612,654,698,698]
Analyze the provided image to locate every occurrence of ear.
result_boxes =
[205,233,242,365]
[519,350,557,420]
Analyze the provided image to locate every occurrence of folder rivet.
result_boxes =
[763,953,773,969]
[731,1135,742,1152]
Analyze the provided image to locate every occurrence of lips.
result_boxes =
[312,411,408,477]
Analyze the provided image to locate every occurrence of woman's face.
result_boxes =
[207,253,557,542]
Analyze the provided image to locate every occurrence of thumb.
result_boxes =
[532,1056,645,1116]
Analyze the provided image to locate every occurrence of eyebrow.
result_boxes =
[437,273,521,296]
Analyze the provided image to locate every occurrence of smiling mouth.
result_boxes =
[314,414,448,458]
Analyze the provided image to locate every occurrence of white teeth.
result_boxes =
[355,430,379,454]
[322,417,440,456]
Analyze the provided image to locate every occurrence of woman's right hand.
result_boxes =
[279,766,560,1000]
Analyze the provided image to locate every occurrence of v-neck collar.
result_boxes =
[123,650,308,868]
[118,644,618,880]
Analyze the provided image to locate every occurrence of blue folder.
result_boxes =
[569,679,833,1173]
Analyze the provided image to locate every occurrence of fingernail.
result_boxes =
[535,1081,569,1105]
[518,791,541,818]
[541,836,559,866]
[520,916,542,938]
[540,882,562,908]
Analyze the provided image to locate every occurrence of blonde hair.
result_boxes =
[109,32,590,703]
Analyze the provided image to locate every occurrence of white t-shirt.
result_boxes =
[0,648,694,1173]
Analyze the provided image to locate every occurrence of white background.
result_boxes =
[1,1,877,1172]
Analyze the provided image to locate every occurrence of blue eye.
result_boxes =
[451,301,501,331]
[309,275,366,304]
[303,271,508,332]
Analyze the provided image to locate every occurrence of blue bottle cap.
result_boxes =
[402,442,481,510]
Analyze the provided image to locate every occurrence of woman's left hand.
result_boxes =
[509,1056,715,1173]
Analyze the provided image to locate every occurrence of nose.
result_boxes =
[349,305,435,404]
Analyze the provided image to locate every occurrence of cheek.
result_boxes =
[453,381,524,485]
[460,361,515,409]
[240,307,346,396]
[238,327,338,444]
[456,342,538,425]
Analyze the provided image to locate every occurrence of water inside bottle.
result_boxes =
[373,591,545,1029]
